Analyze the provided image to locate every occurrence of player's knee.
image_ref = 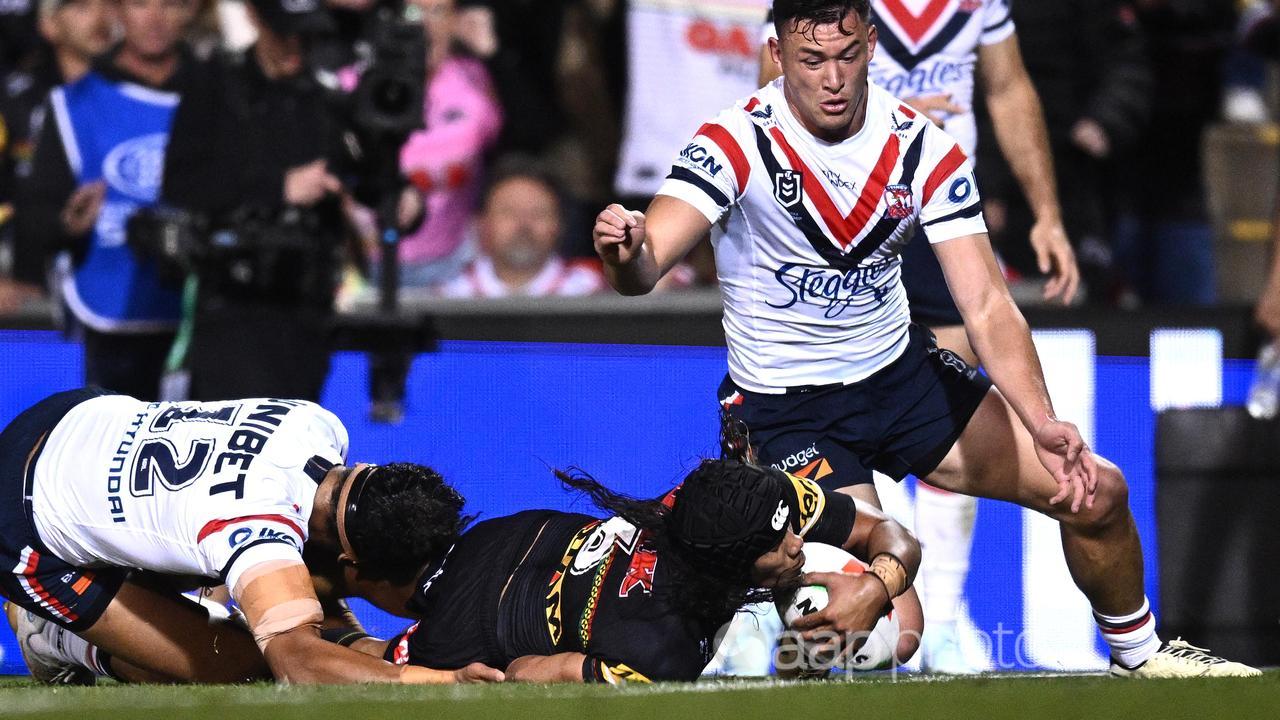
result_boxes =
[1065,465,1129,532]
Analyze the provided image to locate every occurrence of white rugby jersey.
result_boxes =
[29,395,348,592]
[656,79,986,392]
[615,0,772,197]
[868,0,1014,156]
[764,1,1015,156]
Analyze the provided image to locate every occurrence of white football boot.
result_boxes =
[1110,638,1262,678]
[4,602,96,685]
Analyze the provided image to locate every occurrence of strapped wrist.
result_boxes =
[867,553,909,599]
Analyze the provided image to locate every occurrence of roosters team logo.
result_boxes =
[883,184,915,219]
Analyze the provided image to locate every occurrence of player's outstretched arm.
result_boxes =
[934,232,1098,512]
[239,562,503,684]
[505,653,590,683]
[594,195,712,296]
[840,498,921,583]
[979,34,1079,304]
[791,497,920,640]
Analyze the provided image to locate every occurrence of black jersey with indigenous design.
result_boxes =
[386,473,856,683]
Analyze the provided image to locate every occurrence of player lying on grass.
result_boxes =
[1,388,501,685]
[320,455,923,683]
[13,405,917,684]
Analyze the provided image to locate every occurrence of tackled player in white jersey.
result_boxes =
[0,387,501,684]
[593,0,1258,678]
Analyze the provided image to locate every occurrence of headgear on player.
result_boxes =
[667,461,794,582]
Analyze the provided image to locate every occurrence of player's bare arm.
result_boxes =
[237,562,482,684]
[239,563,502,684]
[594,196,711,295]
[505,653,590,683]
[1255,200,1280,337]
[934,232,1098,512]
[978,34,1079,304]
[790,497,920,640]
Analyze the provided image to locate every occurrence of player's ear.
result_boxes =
[769,36,781,66]
[867,23,878,60]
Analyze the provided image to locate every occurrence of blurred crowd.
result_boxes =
[0,0,1275,398]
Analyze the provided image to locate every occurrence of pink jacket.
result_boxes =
[344,57,503,264]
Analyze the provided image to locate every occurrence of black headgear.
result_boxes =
[668,461,793,582]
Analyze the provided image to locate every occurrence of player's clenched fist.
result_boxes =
[593,203,646,266]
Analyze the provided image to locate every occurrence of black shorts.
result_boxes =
[901,226,964,327]
[0,388,128,632]
[719,324,991,492]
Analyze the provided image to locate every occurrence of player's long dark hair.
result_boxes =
[555,465,792,629]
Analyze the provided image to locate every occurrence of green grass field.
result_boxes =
[0,671,1276,720]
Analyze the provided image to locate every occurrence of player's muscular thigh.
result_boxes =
[922,389,1049,507]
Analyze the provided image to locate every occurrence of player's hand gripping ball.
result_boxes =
[775,543,901,677]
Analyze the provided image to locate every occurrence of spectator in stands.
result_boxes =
[436,164,604,298]
[0,0,118,312]
[1259,204,1280,338]
[978,0,1151,304]
[386,0,502,288]
[1112,0,1236,305]
[20,0,199,400]
[460,0,623,256]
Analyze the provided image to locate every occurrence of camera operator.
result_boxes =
[159,0,422,402]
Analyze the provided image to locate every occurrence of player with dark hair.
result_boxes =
[320,449,923,684]
[591,0,1257,677]
[3,388,500,685]
[304,462,475,588]
[757,0,1080,672]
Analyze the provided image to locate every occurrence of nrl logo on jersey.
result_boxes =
[774,170,803,209]
[884,183,914,219]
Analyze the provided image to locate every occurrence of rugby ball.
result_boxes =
[775,543,900,675]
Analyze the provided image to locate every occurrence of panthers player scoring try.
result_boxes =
[10,408,923,685]
[593,0,1257,677]
[322,455,922,683]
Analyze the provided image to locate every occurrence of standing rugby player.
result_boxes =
[593,0,1257,678]
[1,388,500,684]
[759,0,1078,672]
